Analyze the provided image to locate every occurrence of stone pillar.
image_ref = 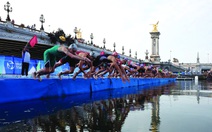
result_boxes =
[150,31,160,62]
[197,52,200,63]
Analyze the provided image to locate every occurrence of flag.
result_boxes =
[29,35,38,47]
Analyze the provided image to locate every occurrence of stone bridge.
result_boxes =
[0,21,201,73]
[154,62,186,73]
[0,21,139,62]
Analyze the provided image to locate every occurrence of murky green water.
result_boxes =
[0,80,212,132]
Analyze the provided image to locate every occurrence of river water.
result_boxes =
[0,80,212,132]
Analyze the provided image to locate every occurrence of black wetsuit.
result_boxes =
[93,54,112,67]
[138,67,146,73]
[59,56,79,67]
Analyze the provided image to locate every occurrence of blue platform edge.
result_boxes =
[0,78,175,104]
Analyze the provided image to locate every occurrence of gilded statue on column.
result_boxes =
[76,28,82,39]
[151,21,159,32]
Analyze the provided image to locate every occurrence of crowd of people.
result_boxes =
[33,29,177,81]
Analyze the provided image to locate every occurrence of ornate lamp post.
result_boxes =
[103,38,106,49]
[113,42,116,52]
[135,51,137,59]
[122,46,125,55]
[208,53,209,63]
[4,1,12,22]
[90,33,94,45]
[129,49,131,57]
[74,27,77,39]
[145,49,149,60]
[39,14,45,30]
[139,59,142,63]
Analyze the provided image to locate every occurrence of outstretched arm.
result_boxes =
[59,46,91,62]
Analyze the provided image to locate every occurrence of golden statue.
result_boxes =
[151,21,159,32]
[76,28,82,39]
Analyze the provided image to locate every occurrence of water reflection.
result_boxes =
[173,80,212,104]
[0,82,175,132]
[1,81,211,131]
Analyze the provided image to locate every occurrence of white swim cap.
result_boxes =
[90,51,98,58]
[68,44,78,50]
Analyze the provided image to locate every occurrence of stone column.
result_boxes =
[150,31,161,62]
[156,39,159,55]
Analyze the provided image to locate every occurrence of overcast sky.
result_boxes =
[1,0,211,63]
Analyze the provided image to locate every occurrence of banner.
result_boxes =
[13,57,22,74]
[0,55,74,76]
[4,56,14,74]
[0,56,5,74]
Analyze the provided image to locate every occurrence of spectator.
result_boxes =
[31,24,36,31]
[11,19,15,24]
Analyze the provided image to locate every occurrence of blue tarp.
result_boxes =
[0,80,176,126]
[0,78,175,104]
[0,55,176,104]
